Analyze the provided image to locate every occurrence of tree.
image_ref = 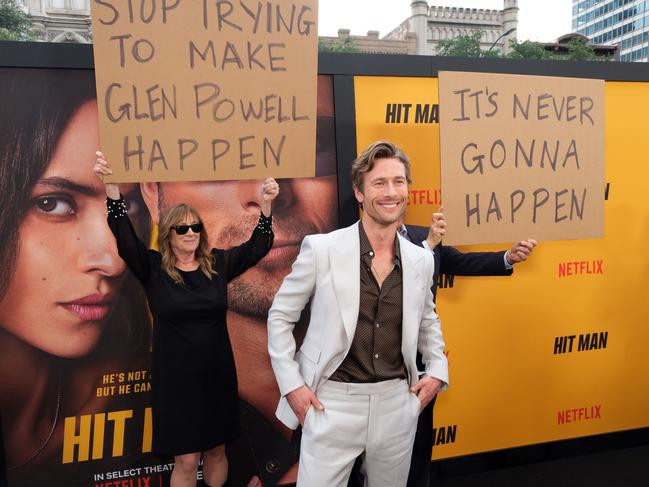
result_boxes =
[0,0,32,41]
[436,31,610,62]
[507,40,552,60]
[318,38,359,53]
[562,37,607,61]
[436,31,500,58]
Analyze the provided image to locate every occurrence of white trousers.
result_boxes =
[297,378,421,487]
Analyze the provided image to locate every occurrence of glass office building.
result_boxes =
[573,0,649,61]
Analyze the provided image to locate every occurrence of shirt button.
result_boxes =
[376,323,380,328]
[369,251,374,256]
[374,353,379,359]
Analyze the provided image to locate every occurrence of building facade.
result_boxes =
[385,0,519,55]
[20,0,518,53]
[319,29,417,54]
[19,0,91,43]
[573,0,649,62]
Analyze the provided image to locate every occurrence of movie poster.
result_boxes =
[354,74,649,459]
[0,67,338,487]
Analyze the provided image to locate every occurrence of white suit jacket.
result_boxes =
[267,222,449,429]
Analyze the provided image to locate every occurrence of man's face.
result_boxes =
[354,157,409,226]
[142,176,337,317]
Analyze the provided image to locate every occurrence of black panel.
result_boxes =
[319,51,649,81]
[0,41,93,69]
[432,426,649,480]
[2,43,648,81]
[333,75,358,227]
[0,414,5,487]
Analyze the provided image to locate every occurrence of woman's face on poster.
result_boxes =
[0,100,128,358]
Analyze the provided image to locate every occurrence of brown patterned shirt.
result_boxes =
[330,222,407,383]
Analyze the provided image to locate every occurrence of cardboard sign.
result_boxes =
[91,0,318,182]
[439,71,605,245]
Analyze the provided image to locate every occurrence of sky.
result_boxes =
[318,0,574,43]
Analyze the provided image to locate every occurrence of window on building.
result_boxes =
[49,0,89,10]
[71,0,88,9]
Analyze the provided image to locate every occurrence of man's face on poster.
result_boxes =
[141,77,338,318]
[143,172,337,317]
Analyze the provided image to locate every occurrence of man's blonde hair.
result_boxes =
[350,140,412,192]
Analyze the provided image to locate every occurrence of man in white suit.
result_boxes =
[267,141,449,487]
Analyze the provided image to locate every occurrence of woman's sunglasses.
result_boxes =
[172,223,203,235]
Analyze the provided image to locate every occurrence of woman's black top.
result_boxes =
[107,195,273,455]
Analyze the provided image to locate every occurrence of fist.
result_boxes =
[506,239,538,265]
[261,177,280,202]
[94,150,113,180]
[426,206,446,248]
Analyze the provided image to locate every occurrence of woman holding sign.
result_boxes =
[94,153,279,487]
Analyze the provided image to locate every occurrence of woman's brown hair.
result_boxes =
[158,204,215,284]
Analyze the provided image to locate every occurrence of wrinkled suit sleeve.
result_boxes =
[267,235,318,397]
